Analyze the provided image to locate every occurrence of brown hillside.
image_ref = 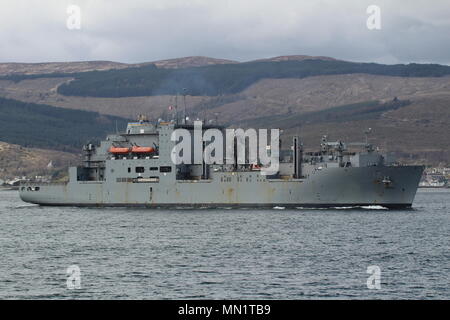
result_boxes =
[0,56,238,76]
[0,62,449,166]
[0,61,129,76]
[147,56,238,69]
[251,55,337,63]
[0,141,79,179]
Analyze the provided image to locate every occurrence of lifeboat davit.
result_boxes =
[108,147,131,154]
[131,146,154,153]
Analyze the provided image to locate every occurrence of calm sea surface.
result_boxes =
[0,188,448,299]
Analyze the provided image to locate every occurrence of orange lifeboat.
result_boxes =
[108,147,131,154]
[250,163,261,170]
[131,146,154,153]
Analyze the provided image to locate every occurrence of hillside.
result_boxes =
[0,56,238,77]
[0,97,129,151]
[0,61,129,76]
[253,55,337,62]
[0,55,449,166]
[4,59,450,98]
[54,60,450,97]
[0,55,331,76]
[150,56,238,69]
[0,141,79,179]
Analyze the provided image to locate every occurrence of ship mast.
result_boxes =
[182,88,188,124]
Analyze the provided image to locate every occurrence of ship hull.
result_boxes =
[19,165,424,209]
[20,202,413,209]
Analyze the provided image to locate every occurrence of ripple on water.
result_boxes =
[0,189,448,299]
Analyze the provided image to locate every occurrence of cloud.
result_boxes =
[0,0,449,64]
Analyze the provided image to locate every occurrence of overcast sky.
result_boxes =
[0,0,449,64]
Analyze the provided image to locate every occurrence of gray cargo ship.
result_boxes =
[19,116,423,208]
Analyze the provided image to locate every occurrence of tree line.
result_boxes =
[0,97,129,151]
[55,60,450,97]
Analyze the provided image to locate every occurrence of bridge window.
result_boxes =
[150,167,158,171]
[160,166,172,173]
[135,167,145,173]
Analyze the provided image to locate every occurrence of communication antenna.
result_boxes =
[174,94,179,125]
[364,128,372,145]
[183,88,188,124]
[214,112,219,124]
